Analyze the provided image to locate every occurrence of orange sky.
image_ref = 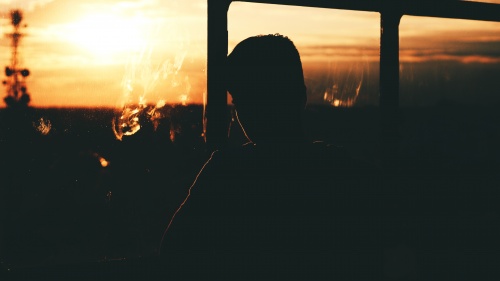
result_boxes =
[1,0,500,108]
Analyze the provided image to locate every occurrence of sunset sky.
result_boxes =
[1,0,500,108]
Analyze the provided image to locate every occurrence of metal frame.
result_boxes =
[206,0,500,151]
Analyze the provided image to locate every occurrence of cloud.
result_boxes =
[401,30,500,63]
[299,45,379,61]
[0,0,54,12]
[401,42,500,59]
[297,37,500,63]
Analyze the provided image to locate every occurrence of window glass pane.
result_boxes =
[228,3,380,160]
[400,16,500,106]
[399,16,500,170]
[0,0,207,269]
[229,2,380,107]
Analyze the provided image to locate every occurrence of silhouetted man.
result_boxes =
[160,34,381,281]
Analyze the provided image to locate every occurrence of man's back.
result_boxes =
[161,142,382,280]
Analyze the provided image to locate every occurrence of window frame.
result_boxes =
[206,0,500,155]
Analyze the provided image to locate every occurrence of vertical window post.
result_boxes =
[207,0,231,150]
[379,10,402,162]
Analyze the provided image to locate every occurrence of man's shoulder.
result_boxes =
[218,141,347,157]
[203,140,379,180]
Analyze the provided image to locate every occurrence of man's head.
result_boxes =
[227,34,307,143]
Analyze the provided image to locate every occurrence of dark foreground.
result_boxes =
[1,104,499,280]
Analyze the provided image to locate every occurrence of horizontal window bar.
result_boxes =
[232,0,500,22]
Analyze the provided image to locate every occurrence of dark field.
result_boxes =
[0,105,208,267]
[1,104,499,280]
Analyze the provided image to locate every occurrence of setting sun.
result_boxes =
[64,13,148,60]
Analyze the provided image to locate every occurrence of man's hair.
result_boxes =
[226,34,306,108]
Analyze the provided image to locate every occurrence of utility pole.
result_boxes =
[3,9,31,108]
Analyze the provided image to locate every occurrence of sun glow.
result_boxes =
[65,13,148,60]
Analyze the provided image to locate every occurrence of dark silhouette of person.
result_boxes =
[159,34,381,281]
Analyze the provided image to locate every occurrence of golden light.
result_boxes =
[98,157,109,168]
[179,94,189,105]
[64,13,148,60]
[33,118,52,135]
